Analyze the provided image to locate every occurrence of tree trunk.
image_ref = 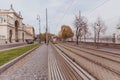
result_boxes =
[94,31,96,43]
[84,35,86,42]
[96,31,100,48]
[76,36,79,45]
[97,31,100,43]
[80,37,82,42]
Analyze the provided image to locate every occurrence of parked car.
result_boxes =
[26,39,34,44]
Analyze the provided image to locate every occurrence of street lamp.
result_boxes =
[37,15,41,43]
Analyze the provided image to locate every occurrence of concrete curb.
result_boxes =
[0,45,40,74]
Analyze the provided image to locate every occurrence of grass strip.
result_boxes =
[0,44,40,66]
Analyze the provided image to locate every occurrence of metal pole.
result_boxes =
[46,8,48,45]
[37,15,41,43]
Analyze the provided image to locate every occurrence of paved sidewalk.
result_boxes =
[0,44,48,80]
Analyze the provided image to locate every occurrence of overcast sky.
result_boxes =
[0,0,120,36]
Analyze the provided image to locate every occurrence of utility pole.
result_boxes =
[79,10,81,19]
[37,15,41,43]
[46,8,48,45]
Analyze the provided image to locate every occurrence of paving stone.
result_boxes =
[0,44,48,80]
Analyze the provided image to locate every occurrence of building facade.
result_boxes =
[24,25,35,40]
[0,5,35,44]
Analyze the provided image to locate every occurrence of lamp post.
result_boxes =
[37,15,41,43]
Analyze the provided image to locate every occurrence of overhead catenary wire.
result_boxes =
[54,0,112,34]
[58,0,111,26]
[86,0,111,17]
[55,0,106,34]
[85,0,120,23]
[51,0,76,34]
[56,0,76,27]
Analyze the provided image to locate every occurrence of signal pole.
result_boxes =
[46,8,48,45]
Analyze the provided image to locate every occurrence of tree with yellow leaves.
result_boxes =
[58,25,74,41]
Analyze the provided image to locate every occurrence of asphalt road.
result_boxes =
[0,44,48,80]
[0,42,27,50]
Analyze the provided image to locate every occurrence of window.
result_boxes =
[0,16,3,23]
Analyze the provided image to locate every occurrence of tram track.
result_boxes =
[49,44,95,80]
[55,43,120,80]
[66,42,120,58]
[54,45,96,80]
[58,43,120,74]
[61,43,120,64]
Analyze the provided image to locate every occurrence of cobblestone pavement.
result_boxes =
[0,44,48,80]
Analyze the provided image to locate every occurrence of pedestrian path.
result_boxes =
[0,44,48,80]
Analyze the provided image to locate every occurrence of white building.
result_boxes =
[0,5,35,44]
[24,24,35,40]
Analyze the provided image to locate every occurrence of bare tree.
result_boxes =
[117,19,120,30]
[85,30,91,42]
[92,23,97,43]
[81,18,88,42]
[93,17,107,43]
[117,27,120,29]
[117,24,120,30]
[74,15,82,44]
[74,14,88,44]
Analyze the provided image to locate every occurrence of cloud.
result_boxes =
[85,0,120,35]
[0,0,119,35]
